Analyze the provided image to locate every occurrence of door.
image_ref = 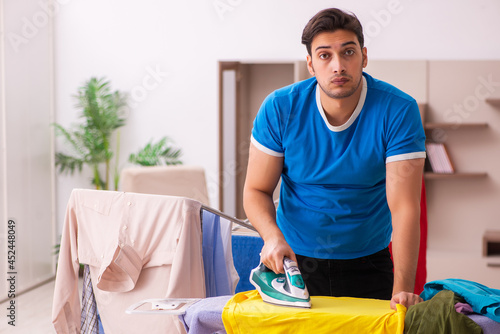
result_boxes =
[218,61,307,219]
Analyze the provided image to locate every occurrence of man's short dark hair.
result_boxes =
[301,8,364,55]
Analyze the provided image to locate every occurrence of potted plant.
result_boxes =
[53,77,184,272]
[53,77,127,190]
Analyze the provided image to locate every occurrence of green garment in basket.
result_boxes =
[404,290,482,334]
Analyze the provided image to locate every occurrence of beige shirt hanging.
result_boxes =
[52,189,205,334]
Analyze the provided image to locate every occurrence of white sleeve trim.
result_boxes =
[386,151,426,163]
[250,135,284,157]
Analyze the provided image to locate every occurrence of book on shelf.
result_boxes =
[425,142,454,174]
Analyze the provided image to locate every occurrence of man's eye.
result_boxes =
[319,54,329,59]
[345,50,355,56]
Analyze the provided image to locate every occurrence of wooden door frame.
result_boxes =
[218,61,241,213]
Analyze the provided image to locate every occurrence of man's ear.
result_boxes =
[306,54,315,76]
[362,47,368,68]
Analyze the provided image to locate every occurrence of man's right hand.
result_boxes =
[243,143,290,273]
[260,234,296,274]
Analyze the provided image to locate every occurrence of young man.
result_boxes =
[243,8,426,309]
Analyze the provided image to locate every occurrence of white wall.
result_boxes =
[52,0,500,234]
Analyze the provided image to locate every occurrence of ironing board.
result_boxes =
[126,291,406,334]
[127,281,500,334]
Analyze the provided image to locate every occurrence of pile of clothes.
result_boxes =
[405,278,500,334]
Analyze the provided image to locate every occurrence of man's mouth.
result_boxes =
[332,77,349,84]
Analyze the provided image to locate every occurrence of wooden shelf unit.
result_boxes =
[423,60,500,283]
[423,123,488,177]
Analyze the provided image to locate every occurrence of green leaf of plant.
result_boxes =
[128,136,183,166]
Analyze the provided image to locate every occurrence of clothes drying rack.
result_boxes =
[200,205,258,232]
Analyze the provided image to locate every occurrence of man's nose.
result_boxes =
[330,56,346,74]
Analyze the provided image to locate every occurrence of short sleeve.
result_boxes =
[385,100,426,163]
[251,92,286,157]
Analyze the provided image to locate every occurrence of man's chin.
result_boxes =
[325,88,357,99]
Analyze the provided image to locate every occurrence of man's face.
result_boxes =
[307,30,367,100]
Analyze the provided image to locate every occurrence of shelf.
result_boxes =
[483,230,500,257]
[424,122,488,130]
[485,98,500,107]
[424,172,487,179]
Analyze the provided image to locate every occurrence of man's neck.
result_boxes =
[320,82,363,127]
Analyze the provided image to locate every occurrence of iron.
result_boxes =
[249,257,311,308]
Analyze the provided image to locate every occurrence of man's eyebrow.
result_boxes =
[315,45,331,52]
[341,41,357,47]
[314,41,357,52]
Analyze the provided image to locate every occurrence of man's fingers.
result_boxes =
[390,292,423,309]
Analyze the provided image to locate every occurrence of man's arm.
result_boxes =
[243,143,293,274]
[386,158,425,309]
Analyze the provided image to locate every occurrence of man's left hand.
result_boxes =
[390,291,423,310]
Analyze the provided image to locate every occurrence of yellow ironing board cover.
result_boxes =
[222,290,406,334]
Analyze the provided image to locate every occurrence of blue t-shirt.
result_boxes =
[251,72,426,260]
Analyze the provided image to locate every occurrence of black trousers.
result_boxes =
[296,247,394,300]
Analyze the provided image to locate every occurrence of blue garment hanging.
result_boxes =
[202,209,231,297]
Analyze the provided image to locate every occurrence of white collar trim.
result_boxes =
[315,76,367,132]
